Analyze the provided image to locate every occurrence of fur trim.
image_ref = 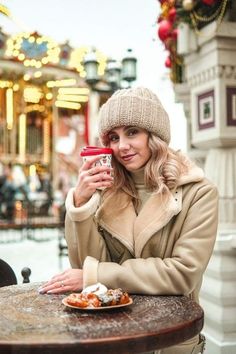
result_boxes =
[65,189,100,222]
[83,256,99,288]
[178,164,204,187]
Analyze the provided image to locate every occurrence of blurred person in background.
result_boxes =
[0,163,16,220]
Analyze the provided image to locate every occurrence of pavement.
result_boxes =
[0,228,70,284]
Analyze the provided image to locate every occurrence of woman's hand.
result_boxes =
[74,156,113,207]
[38,268,83,294]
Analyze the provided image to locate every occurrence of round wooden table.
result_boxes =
[0,283,204,354]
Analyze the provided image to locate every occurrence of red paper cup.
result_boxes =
[80,146,113,189]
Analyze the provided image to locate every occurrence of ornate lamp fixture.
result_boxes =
[83,48,137,92]
[83,49,100,86]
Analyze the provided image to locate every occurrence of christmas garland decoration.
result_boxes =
[156,0,231,83]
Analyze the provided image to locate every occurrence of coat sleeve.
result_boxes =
[64,188,111,287]
[83,182,219,295]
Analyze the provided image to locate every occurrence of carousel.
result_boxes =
[0,5,137,221]
[0,28,108,183]
[0,6,107,220]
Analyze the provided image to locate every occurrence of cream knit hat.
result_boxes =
[98,87,171,145]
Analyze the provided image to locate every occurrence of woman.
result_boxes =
[39,87,218,354]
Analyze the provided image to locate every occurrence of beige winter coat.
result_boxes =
[65,165,218,353]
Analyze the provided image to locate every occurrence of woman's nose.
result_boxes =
[118,138,130,150]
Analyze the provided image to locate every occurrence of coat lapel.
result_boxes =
[95,191,136,255]
[134,188,182,257]
[96,187,183,257]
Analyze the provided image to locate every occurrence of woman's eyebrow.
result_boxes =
[108,126,136,135]
[124,126,136,131]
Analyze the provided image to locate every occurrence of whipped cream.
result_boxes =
[82,283,108,296]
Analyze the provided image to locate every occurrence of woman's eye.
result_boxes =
[108,135,118,142]
[127,128,138,136]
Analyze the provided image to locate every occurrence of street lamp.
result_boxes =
[83,48,137,93]
[105,58,122,92]
[83,50,99,86]
[121,48,137,83]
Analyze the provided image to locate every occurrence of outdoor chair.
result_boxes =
[0,259,31,287]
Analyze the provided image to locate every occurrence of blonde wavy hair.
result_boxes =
[103,133,190,207]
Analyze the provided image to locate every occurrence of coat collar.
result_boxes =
[96,164,203,257]
[96,188,182,257]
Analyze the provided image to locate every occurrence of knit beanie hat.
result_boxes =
[98,87,171,145]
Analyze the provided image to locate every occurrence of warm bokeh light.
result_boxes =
[6,88,13,130]
[19,113,26,161]
[55,100,81,110]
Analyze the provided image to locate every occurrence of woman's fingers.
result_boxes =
[74,164,113,207]
[79,155,113,178]
[38,270,67,293]
[88,171,113,182]
[47,285,71,294]
[79,155,103,173]
[38,269,83,294]
[84,165,113,178]
[38,277,66,293]
[44,280,71,294]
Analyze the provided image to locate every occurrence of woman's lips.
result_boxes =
[121,154,136,161]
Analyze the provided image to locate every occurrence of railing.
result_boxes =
[0,212,68,267]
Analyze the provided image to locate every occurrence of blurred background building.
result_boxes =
[156,1,236,353]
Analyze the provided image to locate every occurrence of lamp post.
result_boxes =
[121,48,137,83]
[105,58,122,92]
[83,48,137,93]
